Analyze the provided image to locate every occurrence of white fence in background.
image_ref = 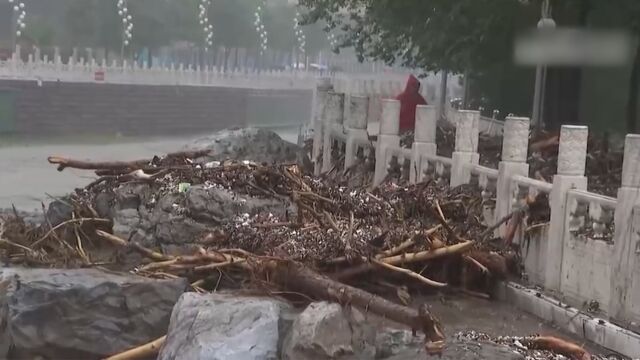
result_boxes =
[0,50,418,93]
[312,80,640,357]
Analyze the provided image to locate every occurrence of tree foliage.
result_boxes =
[299,0,539,74]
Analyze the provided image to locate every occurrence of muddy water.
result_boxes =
[0,128,300,210]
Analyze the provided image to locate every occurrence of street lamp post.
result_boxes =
[531,0,555,130]
[294,11,306,70]
[254,3,268,71]
[7,0,27,56]
[117,0,133,61]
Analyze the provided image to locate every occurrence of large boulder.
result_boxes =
[159,292,293,360]
[281,302,376,360]
[185,127,311,169]
[0,267,187,359]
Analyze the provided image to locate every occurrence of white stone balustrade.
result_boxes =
[509,174,553,285]
[309,77,640,356]
[321,92,345,173]
[344,95,370,170]
[545,125,589,292]
[496,117,531,236]
[373,99,401,186]
[411,105,437,183]
[611,134,640,325]
[312,78,334,175]
[467,164,499,225]
[562,189,617,315]
[450,110,480,187]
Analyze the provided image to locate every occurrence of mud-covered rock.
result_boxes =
[185,127,311,170]
[186,185,292,223]
[0,267,187,359]
[45,199,73,226]
[159,292,293,360]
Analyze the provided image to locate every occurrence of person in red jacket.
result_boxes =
[396,74,427,132]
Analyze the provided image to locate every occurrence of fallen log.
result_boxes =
[48,156,150,172]
[103,335,166,360]
[527,336,591,360]
[48,150,210,172]
[334,240,474,280]
[267,260,446,355]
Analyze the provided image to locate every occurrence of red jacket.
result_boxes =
[396,75,427,131]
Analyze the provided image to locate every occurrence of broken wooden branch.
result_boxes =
[527,336,591,360]
[376,225,443,259]
[32,218,111,248]
[49,150,210,172]
[334,240,474,280]
[103,335,166,360]
[95,230,171,261]
[372,259,447,288]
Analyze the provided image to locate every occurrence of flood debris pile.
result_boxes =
[0,130,602,359]
[456,331,600,360]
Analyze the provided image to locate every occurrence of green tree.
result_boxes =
[299,0,640,131]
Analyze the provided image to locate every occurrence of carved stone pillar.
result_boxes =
[546,125,588,291]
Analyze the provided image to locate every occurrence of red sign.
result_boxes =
[94,70,105,82]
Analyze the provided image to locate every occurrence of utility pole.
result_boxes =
[438,69,449,122]
[531,0,555,130]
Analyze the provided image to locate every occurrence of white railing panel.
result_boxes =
[560,190,617,315]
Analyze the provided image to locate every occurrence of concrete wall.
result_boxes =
[0,79,311,136]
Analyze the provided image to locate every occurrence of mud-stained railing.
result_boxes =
[420,154,452,186]
[466,164,499,225]
[560,190,617,315]
[311,76,640,356]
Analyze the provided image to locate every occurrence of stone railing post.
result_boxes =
[373,99,401,186]
[545,125,588,291]
[34,47,41,64]
[321,92,345,173]
[495,116,530,235]
[312,78,334,175]
[410,105,437,183]
[450,110,480,187]
[610,134,640,322]
[344,95,369,170]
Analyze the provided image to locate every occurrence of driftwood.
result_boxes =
[334,240,474,280]
[48,150,210,172]
[372,259,447,287]
[267,260,446,355]
[103,335,166,360]
[527,336,591,360]
[95,230,172,261]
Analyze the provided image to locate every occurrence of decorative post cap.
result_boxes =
[622,134,640,188]
[346,95,369,130]
[326,92,345,125]
[380,99,401,135]
[454,110,480,153]
[502,116,530,162]
[415,105,437,144]
[557,125,588,176]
